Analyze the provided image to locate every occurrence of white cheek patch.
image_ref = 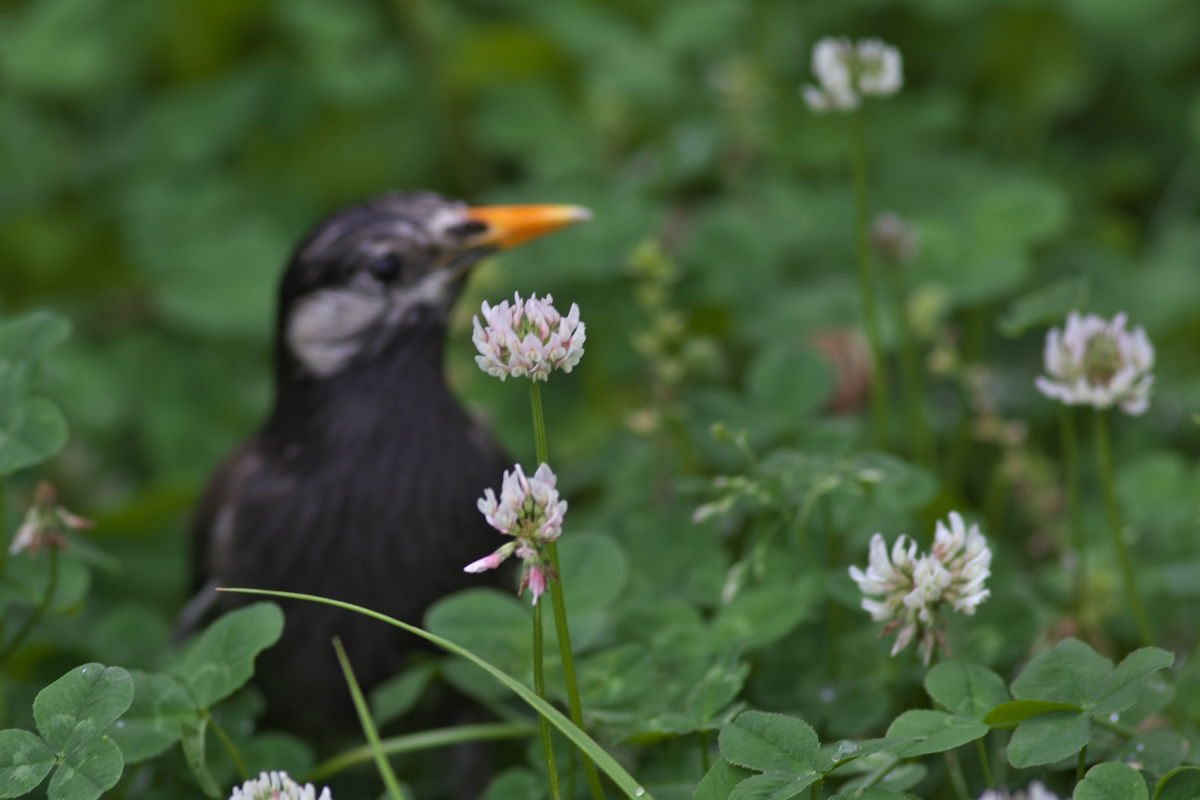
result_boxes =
[287,288,389,377]
[286,269,459,378]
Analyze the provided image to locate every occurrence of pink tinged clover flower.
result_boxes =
[472,292,586,382]
[9,482,91,556]
[1035,311,1154,415]
[466,463,567,605]
[849,512,992,664]
[229,771,331,800]
[803,37,903,113]
[978,783,1062,800]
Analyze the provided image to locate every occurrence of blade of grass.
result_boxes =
[221,587,646,800]
[307,722,537,782]
[333,637,407,800]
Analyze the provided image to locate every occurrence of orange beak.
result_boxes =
[463,204,592,250]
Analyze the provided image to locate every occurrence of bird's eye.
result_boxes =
[369,253,404,282]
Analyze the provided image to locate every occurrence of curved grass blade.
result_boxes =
[219,587,648,800]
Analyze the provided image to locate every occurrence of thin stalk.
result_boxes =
[1093,410,1153,646]
[944,750,970,800]
[699,731,711,773]
[0,547,58,666]
[851,108,890,448]
[529,381,606,800]
[308,722,537,781]
[206,710,248,781]
[821,498,841,679]
[534,601,563,800]
[883,265,935,468]
[332,638,407,800]
[1075,745,1087,784]
[859,753,901,790]
[975,736,994,790]
[1060,406,1086,630]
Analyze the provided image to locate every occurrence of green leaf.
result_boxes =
[828,791,915,800]
[686,659,750,723]
[109,671,194,764]
[1155,766,1200,800]
[884,710,988,757]
[718,711,820,774]
[998,276,1090,337]
[0,729,56,798]
[369,662,438,727]
[924,661,1010,721]
[730,770,819,800]
[171,603,283,709]
[984,699,1082,727]
[33,664,134,753]
[0,311,71,365]
[710,579,818,650]
[0,396,69,475]
[1089,647,1174,717]
[222,587,651,800]
[557,533,629,614]
[694,759,750,800]
[1011,638,1112,706]
[180,716,220,799]
[46,735,124,800]
[484,767,547,800]
[1076,762,1148,800]
[1006,710,1090,768]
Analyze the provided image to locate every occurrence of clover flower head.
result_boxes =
[1035,311,1154,415]
[870,211,920,264]
[9,481,91,556]
[978,782,1062,800]
[228,771,331,800]
[849,512,991,664]
[472,292,586,382]
[467,462,567,604]
[803,37,902,113]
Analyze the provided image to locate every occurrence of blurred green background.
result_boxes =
[5,0,1200,708]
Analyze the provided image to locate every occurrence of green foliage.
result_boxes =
[1075,762,1148,800]
[0,312,70,476]
[0,663,131,800]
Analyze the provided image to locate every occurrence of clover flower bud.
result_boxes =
[849,512,991,664]
[466,463,568,604]
[1035,312,1154,415]
[472,293,586,382]
[229,771,331,800]
[978,782,1062,800]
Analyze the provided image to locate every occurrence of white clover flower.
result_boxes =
[9,482,91,556]
[1035,311,1154,415]
[229,771,331,800]
[466,463,568,604]
[849,512,991,664]
[472,292,586,382]
[803,37,903,113]
[978,782,1062,800]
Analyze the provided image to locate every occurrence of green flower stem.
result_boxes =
[859,753,901,791]
[975,737,994,790]
[0,546,58,667]
[332,638,407,800]
[205,709,248,782]
[699,731,711,773]
[883,265,934,468]
[308,722,537,781]
[1060,406,1086,630]
[1075,745,1087,784]
[529,381,606,800]
[534,600,563,800]
[1093,409,1153,646]
[944,750,970,800]
[821,498,841,679]
[851,108,890,448]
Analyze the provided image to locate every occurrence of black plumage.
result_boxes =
[182,191,587,734]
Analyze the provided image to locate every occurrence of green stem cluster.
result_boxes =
[882,266,934,468]
[1059,406,1086,629]
[529,382,605,800]
[1092,409,1153,646]
[0,546,58,667]
[533,602,562,800]
[850,109,890,448]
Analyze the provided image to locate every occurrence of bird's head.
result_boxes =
[277,191,590,380]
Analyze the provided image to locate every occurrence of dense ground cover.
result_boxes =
[3,1,1200,798]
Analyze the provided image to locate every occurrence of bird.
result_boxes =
[180,190,590,735]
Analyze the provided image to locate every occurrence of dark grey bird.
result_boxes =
[181,191,589,734]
